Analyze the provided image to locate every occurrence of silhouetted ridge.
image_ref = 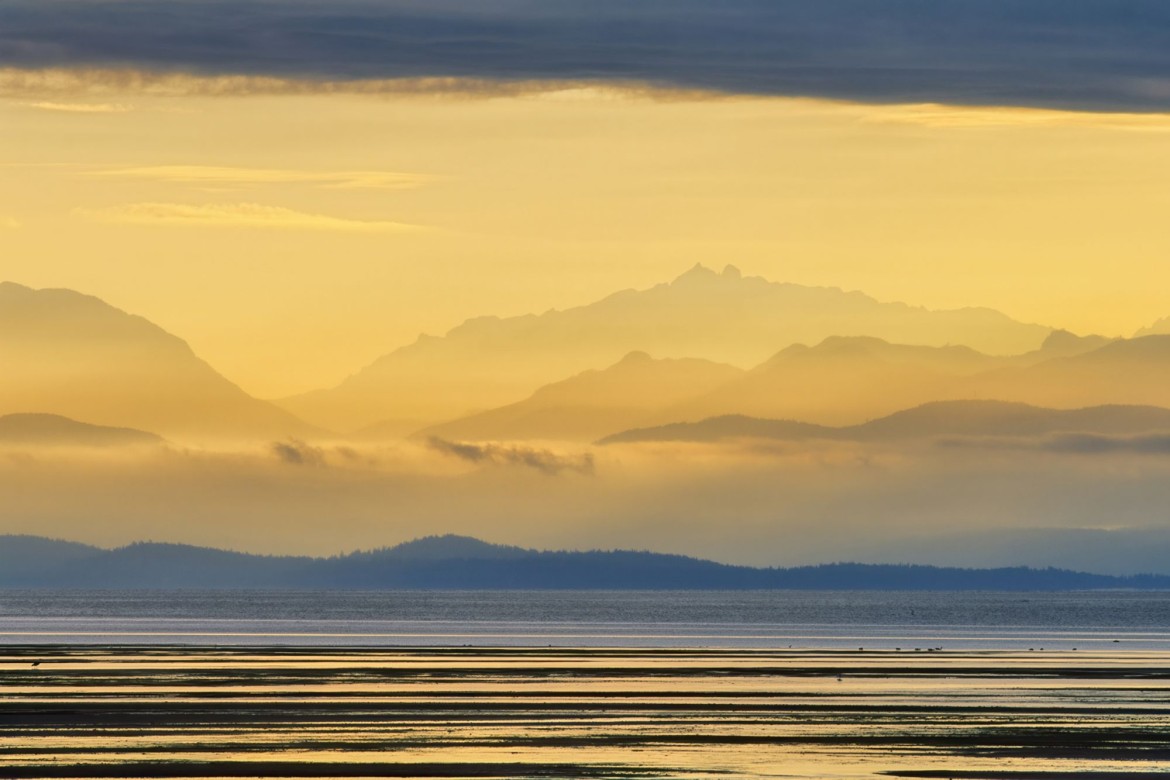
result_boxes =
[3,534,1169,589]
[602,400,1170,444]
[1083,333,1170,361]
[1039,329,1114,356]
[0,282,321,442]
[0,413,163,447]
[1136,315,1170,338]
[353,534,529,561]
[417,352,744,442]
[277,265,1049,433]
[0,535,103,581]
[965,334,1170,411]
[600,415,833,444]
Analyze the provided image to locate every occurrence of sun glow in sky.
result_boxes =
[3,81,1170,396]
[6,2,1170,570]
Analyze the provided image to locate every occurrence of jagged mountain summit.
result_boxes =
[0,282,319,442]
[1135,315,1170,338]
[277,264,1051,434]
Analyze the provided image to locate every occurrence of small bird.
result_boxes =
[30,661,40,667]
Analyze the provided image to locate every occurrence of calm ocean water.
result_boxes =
[2,589,1169,649]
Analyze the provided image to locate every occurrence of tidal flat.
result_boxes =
[2,646,1170,779]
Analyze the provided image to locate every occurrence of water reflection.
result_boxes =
[2,646,1169,778]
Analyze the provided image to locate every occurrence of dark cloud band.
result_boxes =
[1,1,1169,111]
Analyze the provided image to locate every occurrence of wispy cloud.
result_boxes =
[939,433,1170,456]
[74,202,425,233]
[0,67,687,101]
[94,166,431,190]
[270,439,326,467]
[0,216,19,229]
[428,437,595,476]
[1043,433,1170,455]
[2,2,1170,112]
[858,103,1170,132]
[25,100,131,113]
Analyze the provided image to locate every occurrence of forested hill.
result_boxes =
[2,534,1168,590]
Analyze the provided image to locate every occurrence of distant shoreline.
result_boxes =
[4,533,1170,590]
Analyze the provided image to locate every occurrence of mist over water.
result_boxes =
[5,589,1170,650]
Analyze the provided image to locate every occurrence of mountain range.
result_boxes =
[0,282,317,442]
[425,333,1170,442]
[3,534,1167,590]
[276,264,1052,434]
[417,351,743,443]
[600,399,1170,445]
[5,269,1170,447]
[0,413,162,448]
[658,331,1124,427]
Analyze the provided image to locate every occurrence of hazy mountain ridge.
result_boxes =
[0,535,103,581]
[968,335,1170,410]
[0,413,163,448]
[0,282,320,442]
[1033,329,1116,358]
[602,400,1170,444]
[417,351,744,442]
[433,332,1162,441]
[3,533,1168,589]
[8,274,1170,446]
[660,335,1000,427]
[1136,316,1170,338]
[660,332,1147,428]
[276,264,1051,433]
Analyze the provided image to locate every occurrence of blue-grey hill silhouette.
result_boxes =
[4,534,1169,590]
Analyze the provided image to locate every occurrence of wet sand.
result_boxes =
[2,646,1169,779]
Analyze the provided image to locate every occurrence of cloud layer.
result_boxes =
[26,100,131,112]
[4,436,1170,573]
[2,1,1170,111]
[75,202,423,232]
[95,166,431,190]
[428,437,595,476]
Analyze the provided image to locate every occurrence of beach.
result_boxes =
[3,644,1170,779]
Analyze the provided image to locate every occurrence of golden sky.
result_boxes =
[4,77,1170,397]
[8,3,1170,571]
